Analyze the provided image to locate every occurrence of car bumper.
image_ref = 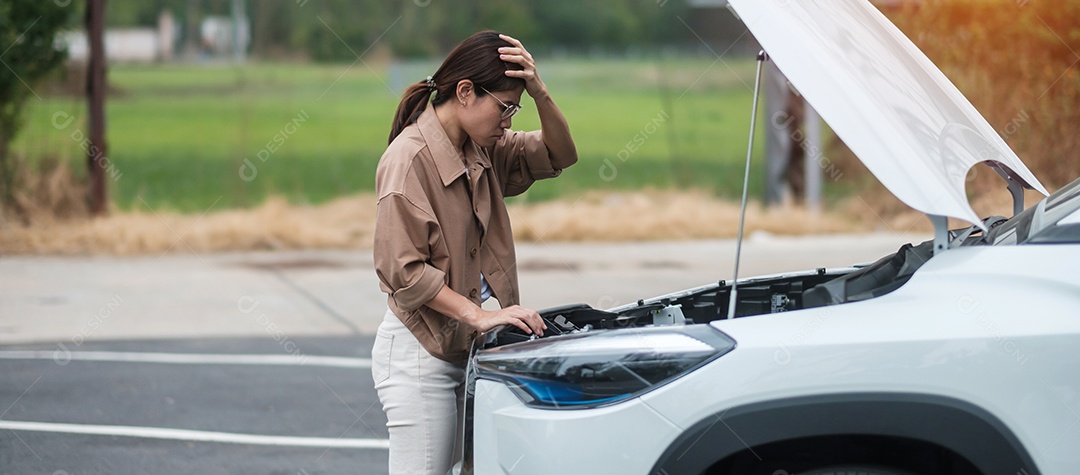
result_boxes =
[471,379,682,475]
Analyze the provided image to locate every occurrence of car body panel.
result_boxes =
[638,244,1080,473]
[648,391,1043,475]
[727,0,1048,229]
[472,379,682,475]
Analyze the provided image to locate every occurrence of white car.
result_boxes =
[462,1,1080,474]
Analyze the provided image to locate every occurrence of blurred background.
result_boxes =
[1,0,1078,253]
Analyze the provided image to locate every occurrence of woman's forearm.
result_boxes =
[533,87,578,170]
[426,284,484,328]
[497,34,578,170]
[424,284,546,336]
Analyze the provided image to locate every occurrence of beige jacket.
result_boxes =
[374,106,574,363]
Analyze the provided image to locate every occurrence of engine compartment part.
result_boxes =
[802,240,933,309]
[484,239,942,349]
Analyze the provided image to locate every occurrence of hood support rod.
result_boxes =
[727,51,768,320]
[930,215,949,256]
[1004,175,1026,217]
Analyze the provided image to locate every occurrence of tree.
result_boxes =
[0,0,70,209]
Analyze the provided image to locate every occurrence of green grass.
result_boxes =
[12,57,769,212]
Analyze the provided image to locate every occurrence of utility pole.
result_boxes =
[231,0,247,63]
[183,0,200,60]
[86,0,107,216]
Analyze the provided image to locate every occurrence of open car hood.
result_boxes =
[727,0,1048,229]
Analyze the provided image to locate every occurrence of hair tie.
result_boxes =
[424,76,437,90]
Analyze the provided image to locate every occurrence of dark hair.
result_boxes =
[388,30,525,144]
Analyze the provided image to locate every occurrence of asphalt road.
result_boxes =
[0,336,387,475]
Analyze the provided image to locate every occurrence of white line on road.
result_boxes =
[0,350,371,368]
[0,420,389,449]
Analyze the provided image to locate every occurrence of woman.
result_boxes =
[371,31,577,475]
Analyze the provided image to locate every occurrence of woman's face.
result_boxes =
[461,84,523,148]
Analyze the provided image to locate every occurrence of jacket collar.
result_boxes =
[417,106,491,187]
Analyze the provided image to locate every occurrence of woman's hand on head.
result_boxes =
[498,34,546,98]
[497,33,577,169]
[470,305,546,336]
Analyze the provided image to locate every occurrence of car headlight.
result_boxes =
[472,325,736,409]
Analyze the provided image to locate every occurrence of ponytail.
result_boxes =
[386,30,526,145]
[388,83,434,145]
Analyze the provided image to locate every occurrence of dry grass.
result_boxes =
[0,157,368,254]
[0,152,870,256]
[2,179,877,255]
[509,189,861,242]
[0,194,375,255]
[0,160,1022,256]
[5,156,90,223]
[3,139,1044,256]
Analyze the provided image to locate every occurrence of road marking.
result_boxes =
[0,351,371,368]
[0,420,388,449]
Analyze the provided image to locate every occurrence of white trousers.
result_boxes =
[371,309,466,475]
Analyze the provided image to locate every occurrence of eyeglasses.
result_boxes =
[478,85,522,120]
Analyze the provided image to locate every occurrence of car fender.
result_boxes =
[649,392,1040,475]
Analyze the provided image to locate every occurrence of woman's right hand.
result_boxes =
[425,285,546,337]
[472,305,546,336]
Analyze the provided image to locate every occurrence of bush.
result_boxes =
[0,0,70,214]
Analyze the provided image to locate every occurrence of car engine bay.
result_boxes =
[484,238,938,349]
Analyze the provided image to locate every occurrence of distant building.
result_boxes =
[62,29,160,63]
[61,11,176,63]
[59,10,251,64]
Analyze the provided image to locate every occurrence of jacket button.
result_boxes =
[469,288,478,298]
[470,248,478,257]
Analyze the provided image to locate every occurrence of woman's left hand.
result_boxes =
[498,34,546,98]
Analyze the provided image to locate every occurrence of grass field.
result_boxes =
[12,57,774,213]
